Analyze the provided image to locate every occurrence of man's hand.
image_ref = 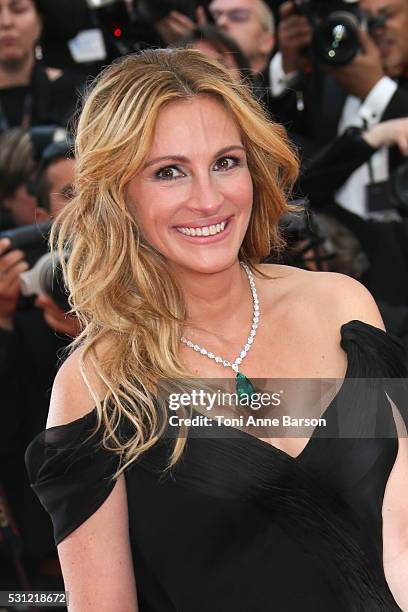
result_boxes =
[0,238,29,330]
[35,293,81,337]
[155,7,207,46]
[363,117,408,155]
[331,29,384,99]
[278,0,313,73]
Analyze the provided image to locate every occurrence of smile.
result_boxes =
[176,220,227,237]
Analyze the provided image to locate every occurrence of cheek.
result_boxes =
[228,26,248,46]
[225,171,253,210]
[127,183,174,241]
[20,15,41,42]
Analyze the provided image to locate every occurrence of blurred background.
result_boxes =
[1,1,408,609]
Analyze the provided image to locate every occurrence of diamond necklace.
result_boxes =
[180,261,259,398]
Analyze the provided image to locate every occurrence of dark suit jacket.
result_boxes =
[0,305,70,564]
[268,65,408,164]
[0,60,84,131]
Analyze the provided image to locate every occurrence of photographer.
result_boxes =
[0,127,37,231]
[131,1,208,48]
[269,0,408,202]
[0,139,78,329]
[299,116,408,306]
[0,126,71,233]
[209,0,276,75]
[0,142,78,589]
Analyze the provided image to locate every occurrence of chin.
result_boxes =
[169,251,240,276]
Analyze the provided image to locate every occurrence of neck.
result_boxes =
[176,261,254,340]
[0,54,34,88]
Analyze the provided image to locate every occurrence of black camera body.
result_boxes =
[294,0,385,66]
[0,221,70,312]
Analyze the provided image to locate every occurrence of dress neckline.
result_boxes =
[42,319,388,459]
[202,319,384,462]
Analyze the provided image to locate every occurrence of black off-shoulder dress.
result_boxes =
[25,321,408,612]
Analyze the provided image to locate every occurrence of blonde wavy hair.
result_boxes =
[52,48,298,475]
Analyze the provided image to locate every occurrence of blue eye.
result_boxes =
[213,156,240,171]
[155,166,184,181]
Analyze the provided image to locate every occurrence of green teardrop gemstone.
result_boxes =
[235,372,256,400]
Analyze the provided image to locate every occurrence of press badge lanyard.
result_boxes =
[0,89,33,131]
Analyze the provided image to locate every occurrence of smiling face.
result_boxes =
[127,95,253,276]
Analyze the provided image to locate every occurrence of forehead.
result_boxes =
[148,96,242,154]
[210,0,255,10]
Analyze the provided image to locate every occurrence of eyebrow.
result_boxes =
[143,145,246,169]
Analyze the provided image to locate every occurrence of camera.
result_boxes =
[85,0,136,58]
[294,0,386,66]
[0,221,70,312]
[366,161,408,218]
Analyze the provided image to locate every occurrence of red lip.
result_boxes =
[0,37,17,45]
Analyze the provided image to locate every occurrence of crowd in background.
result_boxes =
[1,0,408,607]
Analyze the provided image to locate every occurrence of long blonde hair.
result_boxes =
[52,48,298,475]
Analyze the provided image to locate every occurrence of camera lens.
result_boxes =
[313,11,360,66]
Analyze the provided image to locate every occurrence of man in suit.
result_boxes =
[269,0,408,325]
[269,0,408,218]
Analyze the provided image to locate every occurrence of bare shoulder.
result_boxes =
[304,269,385,330]
[256,264,385,331]
[47,336,113,429]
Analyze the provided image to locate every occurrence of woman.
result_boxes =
[25,49,408,611]
[0,0,82,130]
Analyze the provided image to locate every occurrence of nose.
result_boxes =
[0,8,14,28]
[188,174,224,215]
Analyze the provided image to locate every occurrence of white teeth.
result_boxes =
[176,220,228,236]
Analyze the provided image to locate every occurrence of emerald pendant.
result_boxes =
[236,372,256,400]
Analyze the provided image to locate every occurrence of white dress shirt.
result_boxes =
[269,52,398,218]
